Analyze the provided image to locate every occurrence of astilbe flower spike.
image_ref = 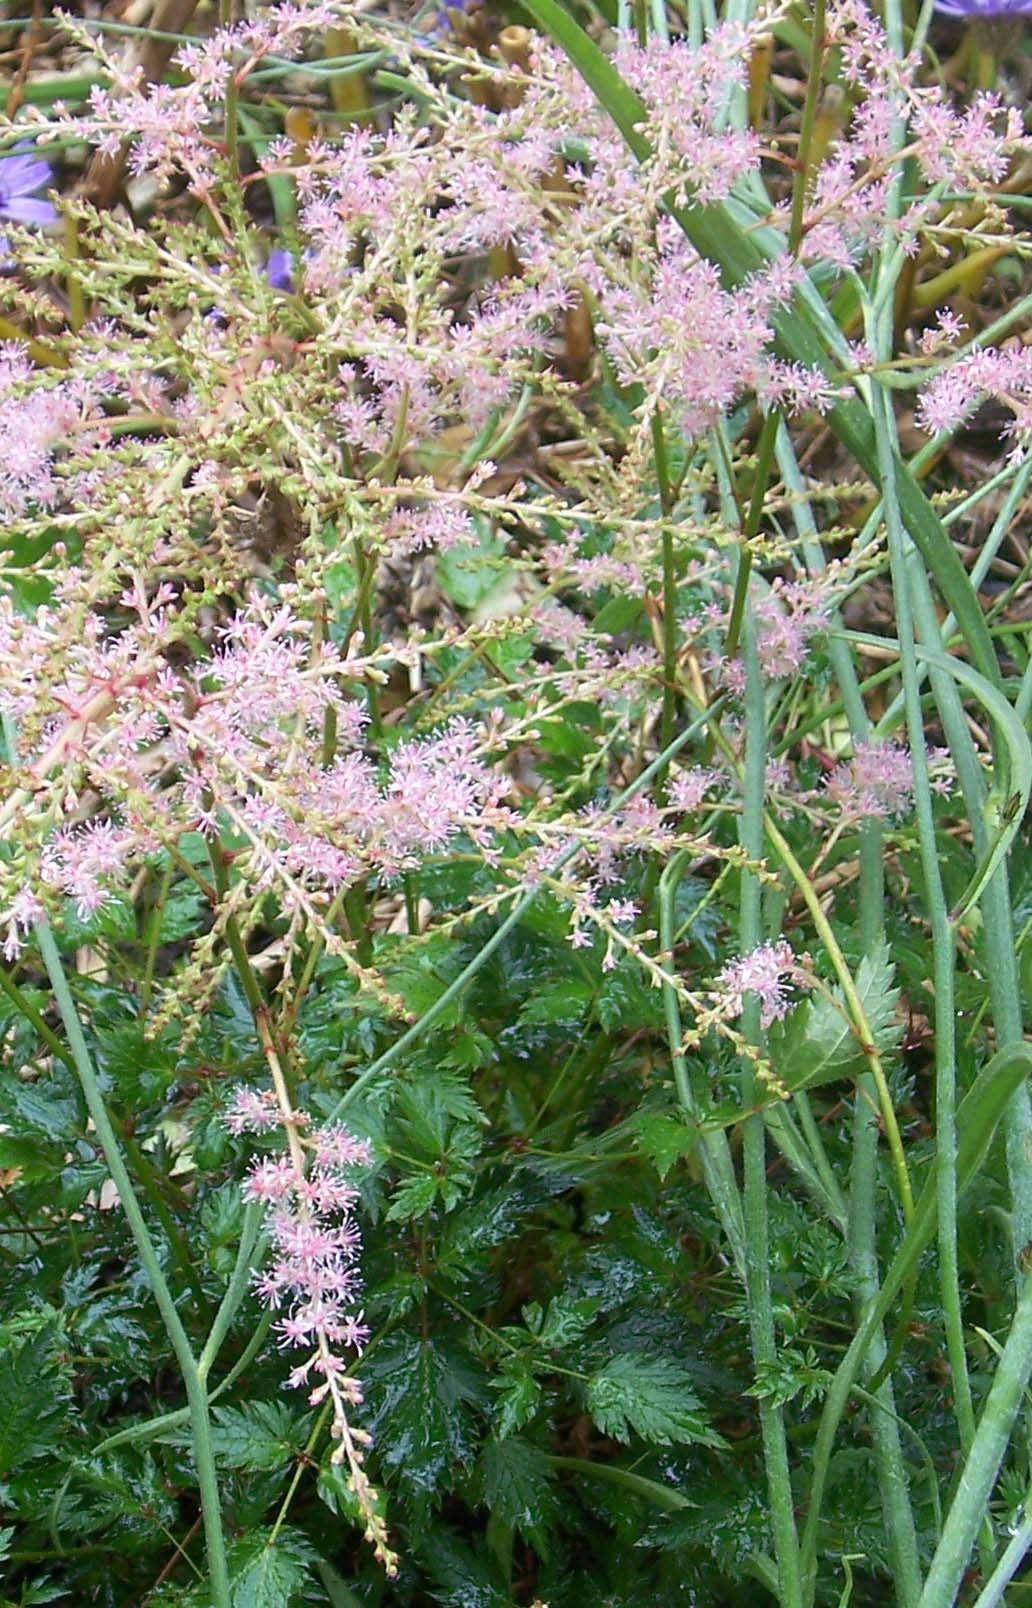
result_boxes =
[224,1078,398,1575]
[714,940,805,1030]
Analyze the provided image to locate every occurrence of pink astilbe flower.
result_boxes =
[917,344,1032,445]
[58,1,341,189]
[781,0,1024,269]
[715,940,805,1029]
[826,742,915,820]
[0,347,98,517]
[226,1084,394,1574]
[0,595,514,950]
[613,28,761,205]
[225,1086,282,1135]
[668,767,722,813]
[754,580,830,682]
[0,887,44,963]
[591,243,806,440]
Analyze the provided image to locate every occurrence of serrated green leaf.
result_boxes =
[0,1330,72,1475]
[317,1457,391,1540]
[436,521,508,609]
[157,884,207,944]
[534,1294,600,1349]
[365,1336,488,1509]
[490,1358,542,1439]
[211,1402,307,1472]
[632,1111,697,1181]
[597,960,666,1034]
[769,946,900,1094]
[477,1438,555,1552]
[586,1355,727,1448]
[419,1530,511,1608]
[386,1172,439,1222]
[518,978,594,1027]
[226,1527,315,1608]
[16,1581,68,1605]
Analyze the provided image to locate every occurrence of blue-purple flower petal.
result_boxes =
[0,153,52,196]
[0,148,56,234]
[266,250,295,292]
[0,196,58,228]
[934,0,1032,17]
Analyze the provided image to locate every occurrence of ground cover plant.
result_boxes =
[0,0,1031,1601]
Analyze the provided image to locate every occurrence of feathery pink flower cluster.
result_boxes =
[0,593,513,957]
[754,581,831,682]
[224,1084,396,1575]
[0,346,103,517]
[53,3,340,188]
[917,343,1032,445]
[715,940,805,1030]
[826,741,916,821]
[789,0,1024,269]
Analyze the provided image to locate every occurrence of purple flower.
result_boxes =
[0,151,57,230]
[266,249,295,292]
[934,0,1032,16]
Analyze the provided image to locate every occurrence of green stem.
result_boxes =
[875,385,974,1451]
[659,850,747,1277]
[917,1275,1032,1607]
[800,1042,1032,1594]
[775,424,921,1604]
[139,858,174,1019]
[788,0,828,256]
[352,538,383,740]
[651,408,678,763]
[970,1494,1032,1608]
[34,919,229,1605]
[724,408,780,661]
[739,600,803,1608]
[0,937,211,1336]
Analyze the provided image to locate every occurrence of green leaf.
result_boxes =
[419,1530,511,1608]
[477,1438,555,1552]
[517,977,594,1026]
[211,1402,307,1472]
[585,1355,727,1448]
[769,945,899,1094]
[365,1336,488,1508]
[226,1528,315,1608]
[157,883,207,944]
[526,1294,599,1349]
[0,1328,72,1476]
[632,1110,697,1181]
[436,520,508,609]
[317,1457,391,1538]
[490,1357,542,1439]
[597,960,666,1034]
[385,1172,440,1222]
[395,1069,487,1152]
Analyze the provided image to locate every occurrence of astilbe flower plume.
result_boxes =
[0,593,513,962]
[714,940,806,1030]
[826,741,916,821]
[225,1084,397,1574]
